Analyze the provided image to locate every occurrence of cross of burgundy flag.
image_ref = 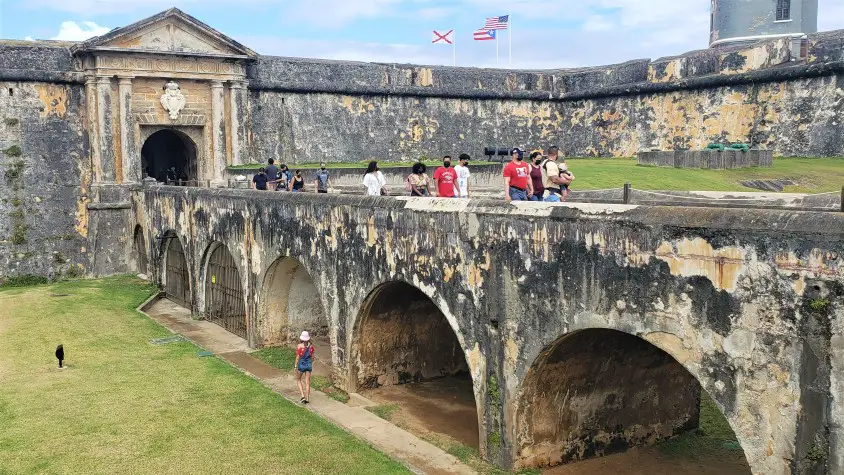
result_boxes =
[432,30,454,44]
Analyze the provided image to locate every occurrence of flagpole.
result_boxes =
[496,31,499,66]
[453,30,456,66]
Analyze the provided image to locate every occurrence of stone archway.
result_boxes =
[514,328,751,473]
[159,230,191,309]
[132,225,148,275]
[350,281,481,450]
[259,256,328,347]
[141,128,198,184]
[202,242,247,339]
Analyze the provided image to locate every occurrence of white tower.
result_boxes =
[710,0,819,47]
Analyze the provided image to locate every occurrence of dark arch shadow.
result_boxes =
[515,328,751,473]
[158,230,191,309]
[141,128,197,184]
[132,225,148,275]
[201,242,248,340]
[258,256,328,347]
[350,281,481,450]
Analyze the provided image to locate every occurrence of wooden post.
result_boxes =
[623,182,631,204]
[840,185,843,213]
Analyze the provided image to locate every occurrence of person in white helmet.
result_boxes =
[295,330,314,404]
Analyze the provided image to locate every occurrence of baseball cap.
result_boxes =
[510,147,523,155]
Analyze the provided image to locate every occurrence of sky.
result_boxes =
[1,0,843,69]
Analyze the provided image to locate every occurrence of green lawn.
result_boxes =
[0,276,407,475]
[566,157,844,193]
[230,157,844,193]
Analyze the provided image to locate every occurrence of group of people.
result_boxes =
[362,154,472,198]
[252,158,331,193]
[503,145,574,202]
[251,145,574,202]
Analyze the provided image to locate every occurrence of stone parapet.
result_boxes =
[637,150,773,169]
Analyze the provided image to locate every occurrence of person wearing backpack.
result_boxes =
[541,146,574,201]
[406,162,431,196]
[313,163,330,194]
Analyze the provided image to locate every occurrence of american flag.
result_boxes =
[473,29,496,41]
[484,15,509,30]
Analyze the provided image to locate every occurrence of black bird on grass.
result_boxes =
[55,344,64,368]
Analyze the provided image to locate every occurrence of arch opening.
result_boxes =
[160,231,190,309]
[259,257,328,347]
[203,243,247,339]
[132,225,148,275]
[351,281,479,450]
[141,129,197,184]
[516,328,750,474]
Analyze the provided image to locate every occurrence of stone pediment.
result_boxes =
[71,8,256,59]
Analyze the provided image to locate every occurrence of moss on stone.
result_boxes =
[3,145,22,157]
[10,223,27,245]
[4,118,19,126]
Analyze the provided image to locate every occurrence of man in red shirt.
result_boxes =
[433,156,458,198]
[503,148,533,201]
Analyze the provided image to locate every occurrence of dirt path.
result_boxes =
[363,375,480,449]
[543,445,750,475]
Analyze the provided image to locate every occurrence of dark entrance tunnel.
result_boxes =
[161,232,190,309]
[352,282,479,449]
[141,129,197,183]
[516,329,750,473]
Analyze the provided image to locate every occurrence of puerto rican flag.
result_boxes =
[473,29,496,41]
[484,15,509,30]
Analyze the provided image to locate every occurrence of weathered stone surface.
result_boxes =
[139,187,844,474]
[0,81,89,282]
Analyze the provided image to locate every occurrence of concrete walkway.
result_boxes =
[141,297,476,475]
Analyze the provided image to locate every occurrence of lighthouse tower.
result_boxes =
[710,0,818,47]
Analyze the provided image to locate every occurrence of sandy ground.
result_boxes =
[362,375,750,475]
[543,446,750,475]
[362,375,480,449]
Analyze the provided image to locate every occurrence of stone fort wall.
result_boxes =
[0,31,843,279]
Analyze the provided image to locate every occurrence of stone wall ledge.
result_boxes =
[144,185,844,237]
[249,59,844,102]
[0,69,84,84]
[87,201,132,210]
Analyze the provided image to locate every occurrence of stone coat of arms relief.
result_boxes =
[160,81,186,120]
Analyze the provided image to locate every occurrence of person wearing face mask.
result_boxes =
[313,163,330,194]
[529,151,545,201]
[433,155,458,198]
[503,147,533,202]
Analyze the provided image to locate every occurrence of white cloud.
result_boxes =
[582,15,614,33]
[50,21,111,41]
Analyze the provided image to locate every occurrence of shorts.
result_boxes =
[297,362,312,373]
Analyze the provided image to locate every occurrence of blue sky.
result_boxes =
[2,0,843,68]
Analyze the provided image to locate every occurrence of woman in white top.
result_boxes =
[363,161,388,196]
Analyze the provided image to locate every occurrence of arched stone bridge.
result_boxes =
[133,186,844,475]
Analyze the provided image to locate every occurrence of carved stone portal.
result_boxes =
[160,81,186,120]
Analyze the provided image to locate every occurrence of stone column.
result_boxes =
[210,80,227,187]
[117,76,139,183]
[229,80,248,166]
[85,77,102,183]
[96,76,116,182]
